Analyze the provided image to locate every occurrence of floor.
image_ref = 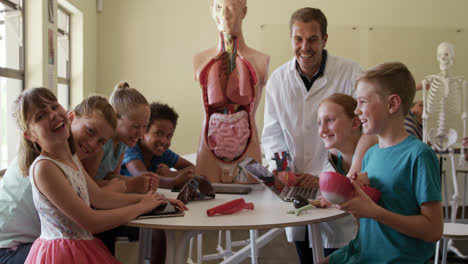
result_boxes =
[115,229,468,264]
[432,240,468,264]
[115,229,298,264]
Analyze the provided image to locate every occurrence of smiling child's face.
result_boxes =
[318,101,357,150]
[354,80,388,135]
[115,105,150,147]
[25,100,69,150]
[70,113,114,160]
[141,119,175,157]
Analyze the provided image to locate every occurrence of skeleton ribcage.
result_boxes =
[426,77,462,134]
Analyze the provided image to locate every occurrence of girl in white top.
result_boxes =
[0,95,125,264]
[14,87,183,264]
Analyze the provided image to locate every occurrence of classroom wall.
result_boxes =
[25,0,98,107]
[96,0,468,155]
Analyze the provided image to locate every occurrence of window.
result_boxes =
[0,0,24,169]
[57,6,70,110]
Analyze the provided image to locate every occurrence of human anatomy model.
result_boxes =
[422,42,467,257]
[193,0,269,183]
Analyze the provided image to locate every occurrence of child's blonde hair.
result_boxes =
[109,81,149,119]
[73,96,117,130]
[355,62,416,116]
[14,87,75,176]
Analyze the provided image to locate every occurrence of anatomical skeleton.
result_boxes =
[422,41,467,258]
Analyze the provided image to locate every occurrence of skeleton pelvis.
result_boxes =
[428,127,458,151]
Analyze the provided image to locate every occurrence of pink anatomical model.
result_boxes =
[193,0,269,183]
[319,171,380,204]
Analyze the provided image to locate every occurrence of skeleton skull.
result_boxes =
[437,42,455,71]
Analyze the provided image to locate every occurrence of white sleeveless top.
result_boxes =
[29,155,94,240]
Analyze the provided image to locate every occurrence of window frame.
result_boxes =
[0,0,24,169]
[0,0,24,87]
[57,5,70,107]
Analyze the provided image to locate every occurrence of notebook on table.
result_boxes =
[137,202,184,219]
[239,157,319,202]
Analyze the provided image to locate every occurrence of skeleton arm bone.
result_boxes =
[422,79,430,143]
[460,80,467,165]
[462,80,467,135]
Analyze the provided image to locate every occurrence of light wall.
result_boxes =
[96,0,468,155]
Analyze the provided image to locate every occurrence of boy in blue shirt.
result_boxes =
[325,62,443,263]
[121,102,195,189]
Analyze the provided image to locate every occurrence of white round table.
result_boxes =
[128,185,347,264]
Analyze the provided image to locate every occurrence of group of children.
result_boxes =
[0,82,194,263]
[0,61,444,263]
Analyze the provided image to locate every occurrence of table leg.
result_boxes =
[220,228,283,264]
[250,229,258,264]
[442,238,449,264]
[308,224,324,264]
[165,230,175,264]
[138,228,152,264]
[174,230,204,264]
[435,240,440,264]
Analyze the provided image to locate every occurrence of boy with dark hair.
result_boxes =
[325,62,443,263]
[121,102,195,189]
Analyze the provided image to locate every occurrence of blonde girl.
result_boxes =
[83,81,159,193]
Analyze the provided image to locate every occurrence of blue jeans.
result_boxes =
[0,243,33,264]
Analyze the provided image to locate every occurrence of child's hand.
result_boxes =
[167,197,188,211]
[317,196,332,208]
[338,180,379,219]
[463,137,468,148]
[140,191,167,213]
[348,172,370,186]
[293,173,319,188]
[127,172,160,193]
[171,170,194,189]
[155,164,176,177]
[142,172,160,191]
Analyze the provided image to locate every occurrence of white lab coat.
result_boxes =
[262,53,362,248]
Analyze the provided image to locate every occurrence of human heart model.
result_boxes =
[319,171,381,204]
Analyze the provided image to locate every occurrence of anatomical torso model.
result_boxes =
[193,0,269,183]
